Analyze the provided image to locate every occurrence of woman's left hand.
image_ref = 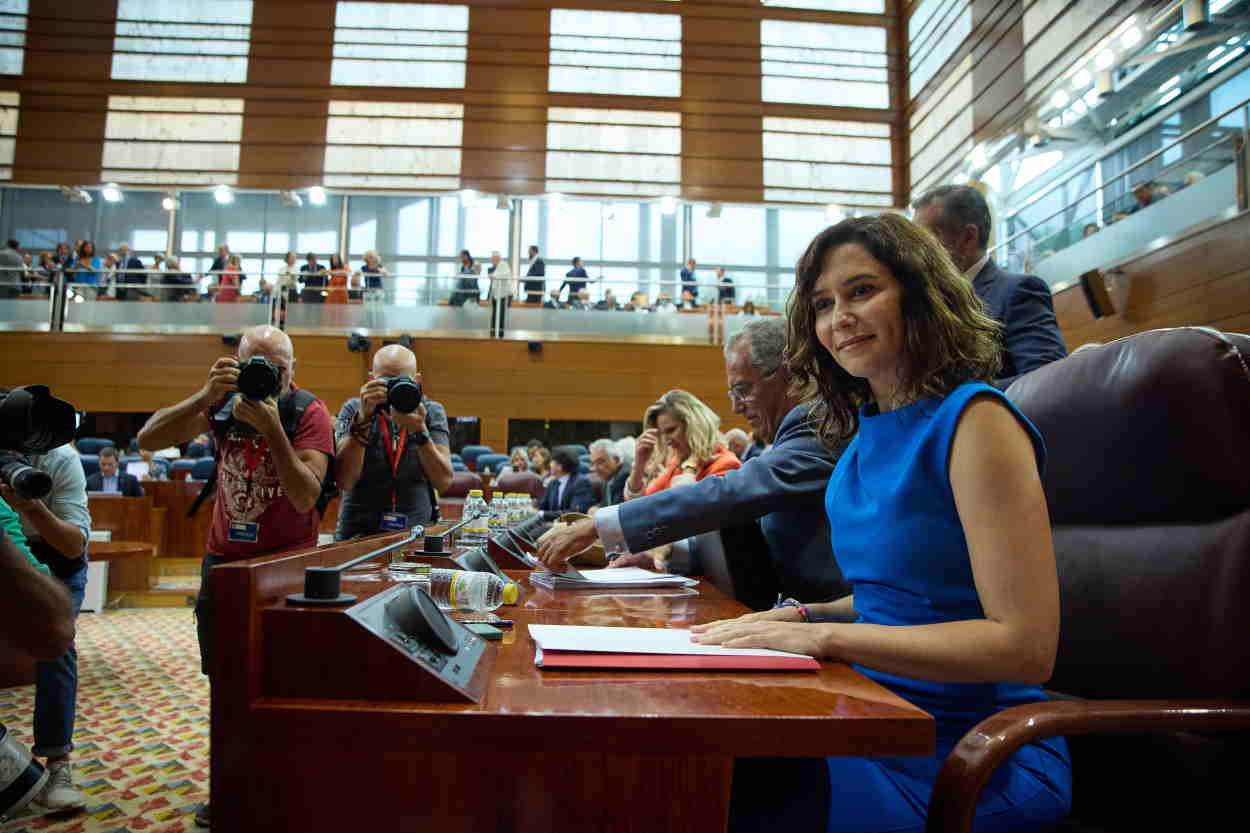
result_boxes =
[690,620,833,659]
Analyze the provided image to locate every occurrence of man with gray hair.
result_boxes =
[913,184,1067,385]
[588,438,631,509]
[723,428,750,460]
[536,316,849,608]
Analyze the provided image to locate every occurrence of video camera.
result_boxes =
[0,386,77,501]
[380,375,423,414]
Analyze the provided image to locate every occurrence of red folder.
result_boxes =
[537,649,819,671]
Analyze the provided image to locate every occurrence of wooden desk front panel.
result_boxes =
[210,541,933,833]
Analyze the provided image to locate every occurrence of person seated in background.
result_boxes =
[737,300,758,317]
[537,448,595,518]
[723,428,750,460]
[587,438,631,510]
[913,184,1067,387]
[497,446,531,477]
[529,445,553,486]
[1109,211,1129,224]
[542,289,564,309]
[137,449,171,481]
[679,289,699,310]
[693,213,1071,833]
[626,390,740,502]
[1129,180,1158,213]
[1082,223,1100,238]
[594,290,619,311]
[653,295,677,313]
[85,447,145,497]
[624,291,649,312]
[1181,170,1205,189]
[570,288,592,310]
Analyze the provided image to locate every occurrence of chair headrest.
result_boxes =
[1007,327,1250,525]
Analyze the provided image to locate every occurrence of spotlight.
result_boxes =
[161,192,180,211]
[706,203,723,218]
[659,196,676,215]
[1051,90,1069,109]
[824,203,844,223]
[1096,69,1115,98]
[101,183,123,203]
[307,186,326,206]
[347,333,371,353]
[460,189,479,207]
[214,185,234,205]
[279,190,303,208]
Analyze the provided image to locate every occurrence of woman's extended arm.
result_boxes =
[694,397,1060,685]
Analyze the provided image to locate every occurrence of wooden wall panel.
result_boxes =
[6,334,749,454]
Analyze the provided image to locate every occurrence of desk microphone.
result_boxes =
[408,513,480,557]
[287,525,424,606]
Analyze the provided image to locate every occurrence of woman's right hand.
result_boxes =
[635,428,659,469]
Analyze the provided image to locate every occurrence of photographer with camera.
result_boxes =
[0,385,91,813]
[334,344,453,540]
[136,325,332,827]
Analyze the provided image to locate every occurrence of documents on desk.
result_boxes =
[529,566,698,590]
[529,624,820,671]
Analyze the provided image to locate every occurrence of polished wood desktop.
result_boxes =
[210,533,933,833]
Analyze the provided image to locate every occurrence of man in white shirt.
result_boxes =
[487,250,514,338]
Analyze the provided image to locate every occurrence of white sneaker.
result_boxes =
[32,760,86,812]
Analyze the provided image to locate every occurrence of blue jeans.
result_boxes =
[33,562,87,758]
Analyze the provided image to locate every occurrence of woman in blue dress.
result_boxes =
[692,213,1072,833]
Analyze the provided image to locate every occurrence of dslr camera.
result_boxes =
[0,385,77,501]
[236,355,283,401]
[380,375,422,414]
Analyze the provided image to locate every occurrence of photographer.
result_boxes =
[0,386,91,813]
[334,344,453,539]
[136,325,332,827]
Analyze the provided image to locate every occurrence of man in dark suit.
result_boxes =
[114,244,147,301]
[587,438,630,509]
[537,448,594,517]
[913,184,1068,386]
[535,317,849,606]
[85,447,144,497]
[522,245,546,303]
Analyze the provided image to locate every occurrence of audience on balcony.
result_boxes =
[300,251,326,303]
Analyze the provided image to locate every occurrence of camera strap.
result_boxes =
[376,414,408,513]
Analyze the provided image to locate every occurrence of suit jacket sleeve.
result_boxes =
[85,473,101,492]
[615,415,836,553]
[1002,273,1068,379]
[568,477,595,514]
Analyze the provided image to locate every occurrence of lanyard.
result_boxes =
[376,413,408,511]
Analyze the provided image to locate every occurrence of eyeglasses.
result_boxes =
[727,367,778,405]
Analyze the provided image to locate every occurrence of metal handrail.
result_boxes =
[993,92,1250,254]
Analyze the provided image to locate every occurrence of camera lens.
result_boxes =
[386,377,422,414]
[0,458,52,501]
[237,357,281,400]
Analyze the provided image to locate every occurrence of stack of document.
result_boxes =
[529,566,698,590]
[529,624,820,671]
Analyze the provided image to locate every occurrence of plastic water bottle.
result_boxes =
[488,494,508,535]
[508,492,524,524]
[428,568,518,611]
[460,490,489,546]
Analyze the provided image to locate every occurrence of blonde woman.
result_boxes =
[356,250,388,304]
[625,389,740,501]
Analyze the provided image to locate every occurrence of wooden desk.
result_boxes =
[87,494,163,555]
[211,535,933,833]
[143,480,214,558]
[88,540,153,594]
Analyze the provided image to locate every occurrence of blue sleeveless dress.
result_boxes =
[822,382,1071,833]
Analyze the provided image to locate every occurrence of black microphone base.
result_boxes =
[286,592,358,607]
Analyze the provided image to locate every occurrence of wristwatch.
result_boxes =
[412,430,431,446]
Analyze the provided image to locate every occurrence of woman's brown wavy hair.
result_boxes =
[785,213,1003,450]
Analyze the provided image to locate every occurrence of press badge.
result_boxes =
[380,512,408,531]
[227,521,260,543]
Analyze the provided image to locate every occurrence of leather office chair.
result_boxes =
[79,454,99,478]
[190,458,216,482]
[452,461,468,472]
[439,470,482,499]
[928,327,1250,833]
[475,453,510,475]
[494,470,544,500]
[458,445,492,469]
[76,437,110,455]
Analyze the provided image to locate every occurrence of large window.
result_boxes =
[546,108,681,197]
[103,97,244,186]
[763,117,893,207]
[549,10,681,98]
[0,0,26,76]
[908,0,972,98]
[0,90,14,181]
[111,0,253,83]
[324,101,462,189]
[761,20,889,109]
[332,2,468,88]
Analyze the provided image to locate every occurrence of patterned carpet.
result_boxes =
[0,610,209,832]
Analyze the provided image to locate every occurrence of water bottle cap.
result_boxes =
[412,562,432,577]
[468,489,484,496]
[502,582,519,605]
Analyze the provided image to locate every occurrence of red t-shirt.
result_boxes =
[206,386,334,560]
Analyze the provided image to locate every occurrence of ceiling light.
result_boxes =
[459,188,478,207]
[1120,27,1142,49]
[1159,88,1181,105]
[1072,70,1091,88]
[1096,68,1115,97]
[659,196,676,215]
[161,192,179,212]
[1208,46,1225,60]
[213,185,234,205]
[1158,76,1180,93]
[1071,98,1088,115]
[1228,36,1240,45]
[1051,90,1070,109]
[100,183,123,203]
[496,194,511,210]
[1209,48,1244,73]
[307,186,326,205]
[1096,50,1115,70]
[824,203,844,223]
[706,202,723,218]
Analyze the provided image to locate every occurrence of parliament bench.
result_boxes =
[928,327,1250,833]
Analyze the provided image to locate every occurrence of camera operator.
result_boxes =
[136,325,332,828]
[334,344,453,539]
[0,387,91,813]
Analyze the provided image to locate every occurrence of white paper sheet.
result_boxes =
[527,624,809,658]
